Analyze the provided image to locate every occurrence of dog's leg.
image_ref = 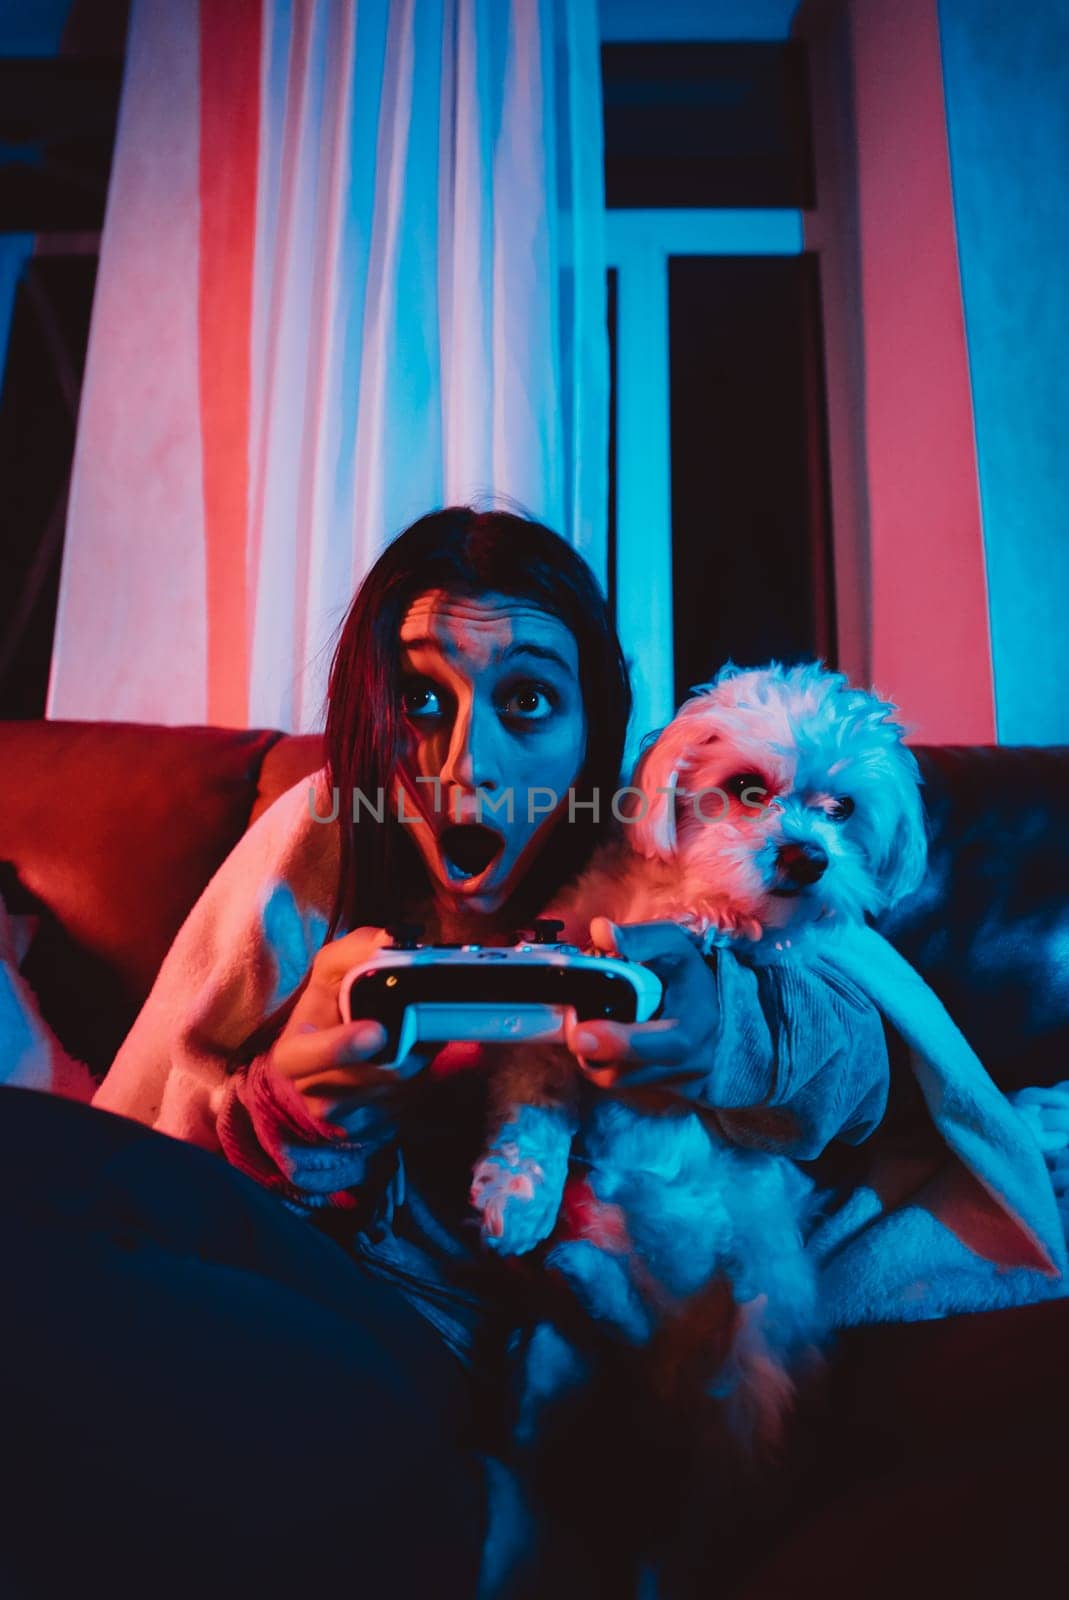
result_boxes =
[545,1236,654,1343]
[471,1046,578,1255]
[511,1319,593,1448]
[544,1169,657,1342]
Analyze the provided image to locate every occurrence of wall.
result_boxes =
[798,0,996,743]
[802,0,1069,745]
[938,0,1069,745]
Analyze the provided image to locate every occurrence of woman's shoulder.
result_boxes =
[217,764,340,903]
[92,766,342,1130]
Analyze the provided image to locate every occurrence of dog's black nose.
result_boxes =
[776,840,828,887]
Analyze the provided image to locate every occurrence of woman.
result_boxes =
[2,509,897,1598]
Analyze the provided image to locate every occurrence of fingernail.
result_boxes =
[576,1030,601,1054]
[350,1021,386,1052]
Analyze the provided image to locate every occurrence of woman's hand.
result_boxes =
[563,917,720,1098]
[268,925,409,1119]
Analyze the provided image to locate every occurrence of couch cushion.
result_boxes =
[723,1301,1069,1598]
[880,746,1069,1090]
[0,720,282,1076]
[250,733,325,826]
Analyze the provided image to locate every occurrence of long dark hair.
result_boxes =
[323,507,632,939]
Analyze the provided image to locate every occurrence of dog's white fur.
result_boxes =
[588,658,926,951]
[471,661,927,1443]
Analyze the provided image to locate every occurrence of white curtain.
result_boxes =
[49,0,608,730]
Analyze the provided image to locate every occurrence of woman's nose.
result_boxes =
[438,698,499,792]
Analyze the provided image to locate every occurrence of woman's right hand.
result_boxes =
[267,925,412,1120]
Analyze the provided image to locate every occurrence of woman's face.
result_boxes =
[393,589,587,916]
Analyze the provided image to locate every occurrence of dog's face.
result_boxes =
[629,662,927,947]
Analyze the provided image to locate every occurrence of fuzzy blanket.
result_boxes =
[84,770,1065,1327]
[803,923,1066,1322]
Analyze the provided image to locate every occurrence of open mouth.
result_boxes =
[439,823,505,883]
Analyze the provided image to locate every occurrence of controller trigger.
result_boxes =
[385,922,425,949]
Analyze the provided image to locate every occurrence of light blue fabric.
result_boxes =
[811,924,1067,1325]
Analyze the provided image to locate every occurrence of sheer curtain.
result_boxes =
[49,0,608,730]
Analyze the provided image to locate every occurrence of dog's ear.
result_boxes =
[628,732,680,859]
[628,694,726,860]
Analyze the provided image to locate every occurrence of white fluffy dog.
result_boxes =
[471,661,927,1442]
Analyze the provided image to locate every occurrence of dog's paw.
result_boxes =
[471,1150,563,1255]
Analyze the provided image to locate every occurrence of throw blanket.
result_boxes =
[804,924,1067,1322]
[95,770,341,1142]
[87,770,1065,1327]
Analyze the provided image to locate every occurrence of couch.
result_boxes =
[2,719,1067,1594]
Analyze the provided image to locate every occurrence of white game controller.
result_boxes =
[338,920,664,1071]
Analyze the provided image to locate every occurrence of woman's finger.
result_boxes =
[281,926,392,1034]
[589,916,702,969]
[581,917,717,1060]
[312,925,392,989]
[567,1015,692,1067]
[273,1018,390,1086]
[599,922,714,1023]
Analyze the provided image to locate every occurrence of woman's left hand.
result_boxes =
[563,916,719,1098]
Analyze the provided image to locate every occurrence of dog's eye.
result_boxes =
[827,796,855,822]
[723,772,769,809]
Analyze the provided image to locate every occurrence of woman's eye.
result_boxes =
[827,796,855,822]
[401,683,443,719]
[501,683,556,721]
